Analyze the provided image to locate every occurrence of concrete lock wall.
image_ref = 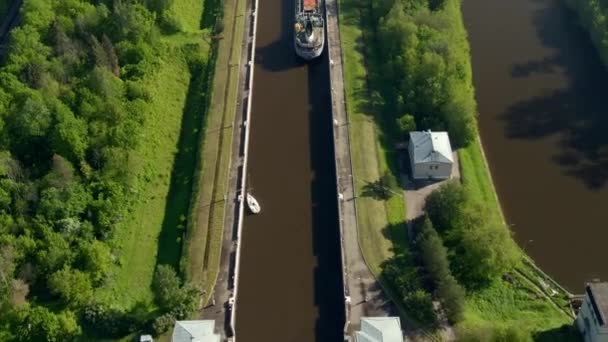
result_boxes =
[229,0,260,338]
[324,0,353,337]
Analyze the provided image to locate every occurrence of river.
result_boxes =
[463,0,608,291]
[233,0,345,338]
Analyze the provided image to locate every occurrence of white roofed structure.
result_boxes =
[408,130,454,180]
[354,317,404,342]
[171,320,220,342]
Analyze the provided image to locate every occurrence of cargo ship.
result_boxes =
[294,0,324,60]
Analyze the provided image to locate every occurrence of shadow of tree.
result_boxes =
[338,0,406,189]
[501,0,608,189]
[533,323,582,342]
[361,175,397,200]
[156,61,209,270]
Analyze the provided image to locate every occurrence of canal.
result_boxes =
[234,0,345,339]
[463,0,608,290]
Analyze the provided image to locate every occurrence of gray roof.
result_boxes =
[172,320,220,342]
[588,282,608,326]
[409,131,453,164]
[355,317,403,342]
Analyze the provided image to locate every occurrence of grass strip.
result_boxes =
[182,0,247,305]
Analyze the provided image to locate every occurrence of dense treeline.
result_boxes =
[0,0,204,340]
[370,0,477,146]
[566,0,608,68]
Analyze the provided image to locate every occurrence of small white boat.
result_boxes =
[246,193,261,214]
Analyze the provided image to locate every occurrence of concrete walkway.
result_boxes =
[199,0,255,338]
[325,0,397,337]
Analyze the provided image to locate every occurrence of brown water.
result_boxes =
[463,0,608,291]
[234,0,345,339]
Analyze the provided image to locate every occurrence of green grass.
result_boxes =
[459,142,501,221]
[169,0,206,32]
[97,1,213,310]
[182,0,247,305]
[458,277,574,339]
[338,0,578,338]
[340,0,406,275]
[99,57,194,307]
[457,141,574,337]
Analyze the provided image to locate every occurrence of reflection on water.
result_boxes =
[463,0,608,290]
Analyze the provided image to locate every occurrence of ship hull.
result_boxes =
[294,39,324,60]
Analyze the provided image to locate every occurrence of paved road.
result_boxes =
[324,0,397,337]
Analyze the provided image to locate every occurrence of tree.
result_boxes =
[153,264,180,312]
[362,172,398,200]
[36,229,72,273]
[152,313,175,335]
[453,221,519,288]
[79,240,112,284]
[0,246,15,304]
[436,274,465,323]
[11,96,52,139]
[48,267,93,307]
[416,217,450,283]
[153,265,201,318]
[111,2,156,42]
[404,289,437,326]
[425,181,468,233]
[51,103,88,162]
[145,0,174,14]
[416,217,465,323]
[397,114,417,135]
[83,301,134,337]
[17,306,81,342]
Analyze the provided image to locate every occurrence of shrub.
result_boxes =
[404,289,437,326]
[397,114,417,135]
[152,313,175,335]
[83,301,134,337]
[153,264,201,318]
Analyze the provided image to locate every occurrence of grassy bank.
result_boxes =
[180,0,247,305]
[339,0,577,338]
[98,0,212,308]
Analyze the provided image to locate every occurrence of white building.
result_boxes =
[577,282,608,342]
[408,130,453,180]
[172,320,220,342]
[354,317,403,342]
